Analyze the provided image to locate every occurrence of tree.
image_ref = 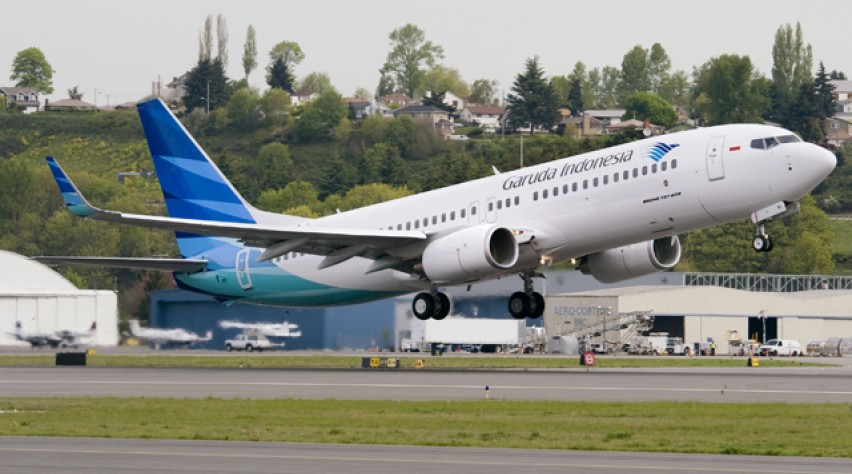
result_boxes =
[550,75,571,107]
[266,41,304,92]
[622,92,678,128]
[216,14,229,69]
[67,86,83,100]
[598,66,621,108]
[260,88,291,127]
[10,47,54,94]
[256,181,318,213]
[298,72,337,95]
[199,15,213,61]
[568,62,595,112]
[353,87,371,99]
[469,79,498,105]
[658,70,692,107]
[226,88,261,130]
[250,142,294,194]
[647,43,671,93]
[242,25,257,81]
[380,24,444,98]
[421,66,469,99]
[296,90,348,141]
[692,55,770,125]
[376,73,395,98]
[814,62,837,121]
[567,78,583,115]
[769,22,813,127]
[506,56,559,134]
[619,45,651,101]
[183,58,230,113]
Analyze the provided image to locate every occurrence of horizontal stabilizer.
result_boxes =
[33,256,208,272]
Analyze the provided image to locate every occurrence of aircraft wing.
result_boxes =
[32,256,208,272]
[46,157,427,265]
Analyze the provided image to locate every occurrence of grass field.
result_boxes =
[0,353,819,369]
[1,398,850,457]
[832,218,852,257]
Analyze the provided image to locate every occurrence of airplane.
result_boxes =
[8,321,96,348]
[219,320,302,338]
[128,320,212,349]
[38,98,836,321]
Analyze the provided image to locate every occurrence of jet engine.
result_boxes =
[580,236,681,284]
[421,225,518,283]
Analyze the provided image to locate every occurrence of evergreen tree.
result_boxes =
[266,56,295,92]
[814,61,837,120]
[183,58,230,113]
[567,78,583,116]
[506,56,559,134]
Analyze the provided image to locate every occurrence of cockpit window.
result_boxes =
[750,134,801,150]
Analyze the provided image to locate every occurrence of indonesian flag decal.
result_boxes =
[729,145,741,152]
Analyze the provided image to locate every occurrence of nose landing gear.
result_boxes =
[752,223,774,253]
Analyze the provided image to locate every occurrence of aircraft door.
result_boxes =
[484,197,497,223]
[235,248,253,290]
[706,136,726,181]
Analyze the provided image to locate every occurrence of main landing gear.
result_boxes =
[752,222,774,253]
[508,272,545,320]
[412,290,450,321]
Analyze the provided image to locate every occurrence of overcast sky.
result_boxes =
[4,0,850,105]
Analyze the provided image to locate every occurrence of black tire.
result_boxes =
[433,293,451,320]
[529,292,545,319]
[771,350,778,356]
[246,344,254,352]
[752,235,767,252]
[225,344,233,352]
[764,236,774,252]
[413,292,435,321]
[508,292,529,319]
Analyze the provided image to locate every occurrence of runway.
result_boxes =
[2,436,852,474]
[2,365,852,402]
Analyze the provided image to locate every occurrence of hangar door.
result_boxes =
[748,316,777,343]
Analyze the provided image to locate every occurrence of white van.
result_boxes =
[759,339,802,356]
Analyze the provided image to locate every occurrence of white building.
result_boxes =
[0,251,118,347]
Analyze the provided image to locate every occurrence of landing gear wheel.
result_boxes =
[752,235,771,252]
[529,292,545,319]
[508,292,530,319]
[413,292,435,321]
[433,293,451,320]
[764,236,773,252]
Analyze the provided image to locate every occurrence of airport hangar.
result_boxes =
[150,270,852,352]
[0,250,118,346]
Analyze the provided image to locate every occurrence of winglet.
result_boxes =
[45,157,99,217]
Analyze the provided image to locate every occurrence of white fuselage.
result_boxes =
[236,124,835,297]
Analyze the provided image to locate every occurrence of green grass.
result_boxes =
[0,354,820,369]
[1,398,850,457]
[832,219,852,256]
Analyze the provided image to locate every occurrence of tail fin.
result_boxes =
[137,99,256,224]
[128,320,141,336]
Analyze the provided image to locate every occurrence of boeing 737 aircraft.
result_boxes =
[40,99,836,321]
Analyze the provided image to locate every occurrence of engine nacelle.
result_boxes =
[422,225,518,283]
[580,236,681,284]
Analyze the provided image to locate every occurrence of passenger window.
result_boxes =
[441,213,446,223]
[406,222,411,230]
[563,184,568,194]
[543,189,549,199]
[553,186,558,196]
[488,202,494,212]
[423,218,428,227]
[642,166,648,176]
[614,173,619,183]
[633,168,639,178]
[651,164,657,173]
[661,162,667,171]
[593,177,599,187]
[451,211,456,220]
[533,191,539,201]
[514,196,520,205]
[583,180,588,189]
[461,209,466,218]
[623,170,629,180]
[432,216,437,225]
[671,159,678,169]
[471,207,477,215]
[603,175,609,185]
[414,220,420,229]
[505,198,511,207]
[497,200,502,210]
[572,182,578,192]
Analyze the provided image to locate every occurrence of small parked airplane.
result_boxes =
[219,320,302,338]
[9,321,96,348]
[128,320,212,349]
[39,99,836,321]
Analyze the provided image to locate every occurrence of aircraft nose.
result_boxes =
[814,146,838,176]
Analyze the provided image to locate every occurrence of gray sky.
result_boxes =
[3,0,850,105]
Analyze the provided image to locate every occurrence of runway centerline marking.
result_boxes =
[1,379,851,397]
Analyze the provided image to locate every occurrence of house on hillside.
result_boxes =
[830,79,852,102]
[344,97,392,119]
[459,104,505,130]
[1,87,40,113]
[825,115,852,148]
[393,104,450,124]
[585,109,627,127]
[378,93,415,109]
[45,98,97,111]
[290,91,319,107]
